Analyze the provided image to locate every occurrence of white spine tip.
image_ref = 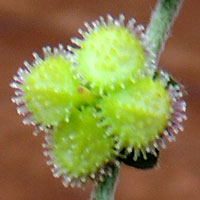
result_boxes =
[107,14,114,25]
[99,16,106,26]
[119,14,125,26]
[58,43,64,50]
[90,173,95,179]
[84,22,92,32]
[126,18,136,30]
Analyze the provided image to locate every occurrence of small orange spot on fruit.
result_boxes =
[78,87,84,94]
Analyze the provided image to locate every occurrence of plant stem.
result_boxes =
[145,0,184,62]
[90,165,119,200]
[90,0,184,199]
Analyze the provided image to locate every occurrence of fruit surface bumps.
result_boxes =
[51,108,115,178]
[75,26,146,92]
[99,78,172,150]
[22,55,81,126]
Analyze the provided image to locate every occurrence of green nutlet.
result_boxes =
[98,77,172,157]
[71,15,148,94]
[44,107,115,185]
[16,46,95,127]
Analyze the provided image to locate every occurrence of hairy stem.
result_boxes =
[90,165,119,200]
[90,0,184,199]
[145,0,184,62]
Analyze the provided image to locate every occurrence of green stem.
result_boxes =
[90,0,184,199]
[145,0,184,62]
[90,165,119,200]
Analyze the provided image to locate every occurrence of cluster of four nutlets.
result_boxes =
[11,14,186,187]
